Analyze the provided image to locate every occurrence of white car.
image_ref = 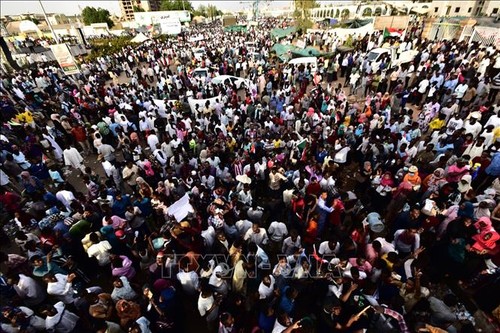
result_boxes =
[192,67,209,78]
[211,75,250,89]
[193,48,206,61]
[367,47,418,72]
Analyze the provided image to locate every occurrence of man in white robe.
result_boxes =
[63,146,84,172]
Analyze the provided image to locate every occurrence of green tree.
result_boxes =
[206,4,223,20]
[81,6,114,28]
[293,0,319,31]
[133,6,145,12]
[193,5,207,17]
[160,0,193,11]
[28,17,40,25]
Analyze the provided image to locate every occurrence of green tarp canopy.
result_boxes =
[291,46,321,58]
[224,25,247,33]
[271,43,292,62]
[271,27,296,40]
[271,43,325,62]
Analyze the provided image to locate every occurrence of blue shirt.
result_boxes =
[485,152,500,176]
[279,286,295,315]
[109,123,120,137]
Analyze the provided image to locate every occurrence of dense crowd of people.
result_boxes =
[0,17,500,333]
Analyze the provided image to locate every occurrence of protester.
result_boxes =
[0,16,499,333]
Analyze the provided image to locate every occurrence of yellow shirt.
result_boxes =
[493,126,500,143]
[16,110,33,124]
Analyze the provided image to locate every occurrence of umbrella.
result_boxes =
[236,174,252,184]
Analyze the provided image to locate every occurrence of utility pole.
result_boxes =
[38,0,60,43]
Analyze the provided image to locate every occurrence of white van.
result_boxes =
[367,47,418,72]
[288,57,318,74]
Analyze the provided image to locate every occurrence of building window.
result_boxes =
[454,7,460,13]
[468,7,472,13]
[434,7,438,13]
[493,8,499,14]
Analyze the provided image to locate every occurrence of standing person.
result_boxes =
[40,301,80,333]
[316,191,334,234]
[198,281,221,331]
[63,145,85,173]
[122,161,140,193]
[71,122,92,156]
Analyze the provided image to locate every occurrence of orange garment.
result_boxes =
[403,173,421,186]
[304,219,318,244]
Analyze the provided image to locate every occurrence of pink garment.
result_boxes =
[446,165,469,183]
[103,215,127,229]
[112,256,136,279]
[348,258,373,273]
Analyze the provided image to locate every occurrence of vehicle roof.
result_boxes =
[369,48,390,54]
[288,57,318,64]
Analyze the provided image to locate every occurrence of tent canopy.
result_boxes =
[272,43,327,62]
[271,27,296,40]
[411,7,431,15]
[130,32,150,43]
[224,25,247,33]
[344,18,372,28]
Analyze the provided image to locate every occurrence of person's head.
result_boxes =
[276,309,292,326]
[248,242,257,254]
[43,273,57,284]
[285,286,298,299]
[410,207,421,219]
[220,312,234,328]
[216,230,226,242]
[179,256,191,272]
[30,255,44,267]
[320,191,328,200]
[262,274,272,287]
[40,304,57,317]
[324,296,342,315]
[405,277,417,292]
[89,232,100,244]
[252,222,261,234]
[372,240,382,253]
[113,276,124,288]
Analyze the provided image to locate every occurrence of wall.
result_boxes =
[373,16,410,30]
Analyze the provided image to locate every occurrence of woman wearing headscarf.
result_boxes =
[372,170,395,214]
[135,177,153,199]
[19,171,44,196]
[403,165,422,191]
[422,168,447,200]
[437,201,475,240]
[115,299,141,328]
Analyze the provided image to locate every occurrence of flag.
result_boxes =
[383,27,404,38]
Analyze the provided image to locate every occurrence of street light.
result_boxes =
[38,0,60,43]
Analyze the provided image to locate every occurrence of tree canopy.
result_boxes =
[133,6,145,13]
[192,4,223,19]
[293,0,320,31]
[81,6,114,28]
[160,0,193,11]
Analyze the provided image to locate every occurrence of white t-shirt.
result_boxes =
[258,275,275,299]
[268,222,288,242]
[87,241,112,266]
[198,294,215,316]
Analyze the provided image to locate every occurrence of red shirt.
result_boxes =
[71,126,87,142]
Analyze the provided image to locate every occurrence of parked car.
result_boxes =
[211,75,251,89]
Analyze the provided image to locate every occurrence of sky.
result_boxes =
[0,0,301,17]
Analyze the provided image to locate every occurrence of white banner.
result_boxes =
[187,95,222,115]
[167,194,194,222]
[49,43,80,75]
